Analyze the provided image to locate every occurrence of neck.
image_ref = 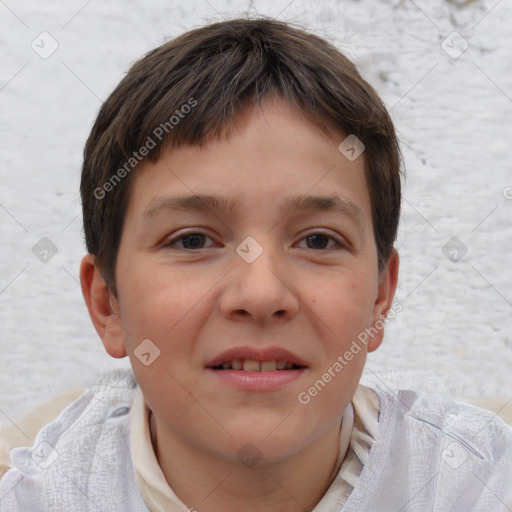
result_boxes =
[149,412,344,512]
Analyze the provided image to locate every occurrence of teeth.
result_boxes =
[260,360,277,372]
[231,359,243,370]
[243,359,261,371]
[277,359,287,370]
[216,359,299,371]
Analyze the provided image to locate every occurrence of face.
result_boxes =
[105,98,397,465]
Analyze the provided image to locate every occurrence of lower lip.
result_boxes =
[206,368,307,391]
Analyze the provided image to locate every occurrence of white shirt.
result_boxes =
[2,369,512,511]
[130,384,380,511]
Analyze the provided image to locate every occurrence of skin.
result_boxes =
[81,97,399,511]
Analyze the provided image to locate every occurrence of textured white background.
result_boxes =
[1,0,511,427]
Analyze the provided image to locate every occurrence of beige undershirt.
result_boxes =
[130,385,380,512]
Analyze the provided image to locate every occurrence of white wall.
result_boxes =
[1,0,511,426]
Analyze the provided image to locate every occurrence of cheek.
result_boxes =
[120,271,206,410]
[121,265,186,320]
[118,264,215,364]
[309,275,375,334]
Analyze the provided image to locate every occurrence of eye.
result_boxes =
[297,232,345,250]
[163,231,215,250]
[163,231,346,251]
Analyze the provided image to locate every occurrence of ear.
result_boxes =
[367,249,400,353]
[79,254,127,358]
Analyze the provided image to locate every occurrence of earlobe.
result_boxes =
[367,250,400,353]
[79,254,127,358]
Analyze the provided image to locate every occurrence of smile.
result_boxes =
[205,347,309,391]
[209,359,304,372]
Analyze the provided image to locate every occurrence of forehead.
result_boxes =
[125,98,371,224]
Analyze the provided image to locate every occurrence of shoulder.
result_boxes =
[377,387,512,462]
[0,369,147,511]
[361,387,512,509]
[379,387,512,441]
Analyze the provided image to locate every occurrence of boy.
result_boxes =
[1,16,511,511]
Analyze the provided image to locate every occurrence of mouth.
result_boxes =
[205,346,308,371]
[208,359,305,372]
[205,347,308,391]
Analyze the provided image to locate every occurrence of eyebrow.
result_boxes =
[143,193,365,229]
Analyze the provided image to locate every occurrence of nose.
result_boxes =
[219,243,300,325]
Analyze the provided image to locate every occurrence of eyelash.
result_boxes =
[162,230,346,251]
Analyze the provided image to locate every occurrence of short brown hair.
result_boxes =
[81,16,402,294]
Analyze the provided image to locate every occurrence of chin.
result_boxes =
[217,417,315,462]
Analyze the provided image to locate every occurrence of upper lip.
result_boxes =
[205,346,308,368]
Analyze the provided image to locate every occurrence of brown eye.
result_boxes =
[180,234,207,249]
[298,232,343,250]
[306,234,330,249]
[163,232,214,250]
